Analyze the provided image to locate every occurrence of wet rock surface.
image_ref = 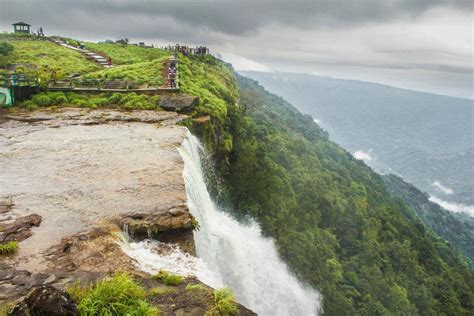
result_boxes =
[0,268,104,303]
[5,108,186,126]
[118,202,196,254]
[45,225,137,273]
[0,214,42,243]
[9,285,78,316]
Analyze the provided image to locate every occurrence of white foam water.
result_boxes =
[119,234,223,287]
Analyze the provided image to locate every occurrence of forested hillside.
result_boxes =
[242,71,474,208]
[383,174,474,266]
[209,74,474,315]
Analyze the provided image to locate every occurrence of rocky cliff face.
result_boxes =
[0,108,241,313]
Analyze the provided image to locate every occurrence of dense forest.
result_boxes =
[205,73,474,315]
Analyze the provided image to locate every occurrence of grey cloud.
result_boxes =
[1,0,471,37]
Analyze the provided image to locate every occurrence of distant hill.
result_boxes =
[241,71,474,211]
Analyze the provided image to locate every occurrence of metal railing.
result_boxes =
[0,73,39,88]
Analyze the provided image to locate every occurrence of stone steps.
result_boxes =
[54,39,113,68]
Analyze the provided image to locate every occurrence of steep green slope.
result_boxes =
[383,174,474,266]
[207,74,474,315]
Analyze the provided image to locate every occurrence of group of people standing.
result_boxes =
[164,44,209,56]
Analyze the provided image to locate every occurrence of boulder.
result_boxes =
[9,285,78,316]
[159,94,199,112]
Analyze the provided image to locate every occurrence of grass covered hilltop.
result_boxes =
[1,33,473,315]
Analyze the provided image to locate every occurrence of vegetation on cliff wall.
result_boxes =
[214,74,474,315]
[179,54,238,162]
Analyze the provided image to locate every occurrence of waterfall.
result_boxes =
[179,132,320,315]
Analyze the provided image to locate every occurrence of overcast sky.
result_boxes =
[1,0,473,98]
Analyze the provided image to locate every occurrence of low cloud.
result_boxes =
[432,181,454,195]
[354,149,374,162]
[221,54,272,72]
[429,196,474,217]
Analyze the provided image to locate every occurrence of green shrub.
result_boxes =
[152,270,183,286]
[54,95,68,105]
[118,93,157,110]
[0,241,18,255]
[91,97,108,107]
[150,95,160,104]
[0,41,14,56]
[48,92,68,105]
[31,93,52,107]
[107,92,123,104]
[73,99,88,108]
[123,100,138,111]
[77,272,158,316]
[22,100,38,110]
[213,288,238,316]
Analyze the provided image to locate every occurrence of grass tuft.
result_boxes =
[0,302,13,316]
[66,280,90,303]
[76,272,158,316]
[147,287,177,297]
[152,270,184,286]
[213,288,238,316]
[0,241,18,255]
[185,283,205,291]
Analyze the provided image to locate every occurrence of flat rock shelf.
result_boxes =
[0,108,191,274]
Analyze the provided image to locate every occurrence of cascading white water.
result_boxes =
[179,132,320,316]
